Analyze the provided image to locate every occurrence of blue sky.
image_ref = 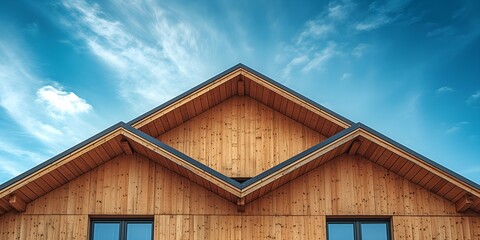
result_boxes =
[0,0,479,185]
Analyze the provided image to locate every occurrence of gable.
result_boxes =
[23,153,236,216]
[247,154,462,215]
[129,64,351,139]
[158,96,326,177]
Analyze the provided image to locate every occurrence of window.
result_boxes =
[327,219,390,240]
[90,219,153,240]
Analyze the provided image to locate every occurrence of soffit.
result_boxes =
[129,64,352,139]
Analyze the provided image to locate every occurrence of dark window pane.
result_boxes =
[327,223,354,240]
[361,223,388,240]
[127,222,153,240]
[92,223,120,240]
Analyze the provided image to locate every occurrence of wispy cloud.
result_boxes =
[36,85,92,118]
[427,25,455,37]
[60,0,213,108]
[467,90,480,104]
[0,140,47,164]
[340,73,352,80]
[460,166,480,174]
[301,42,337,73]
[0,139,47,177]
[0,43,63,143]
[296,23,332,44]
[355,0,412,31]
[328,1,356,20]
[0,158,24,177]
[280,0,356,79]
[445,121,469,134]
[24,22,40,35]
[436,86,454,94]
[352,43,369,58]
[0,33,98,179]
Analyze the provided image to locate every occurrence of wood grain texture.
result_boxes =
[393,216,480,239]
[158,96,326,177]
[0,212,87,240]
[1,153,479,239]
[154,215,326,240]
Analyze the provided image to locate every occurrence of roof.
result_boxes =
[0,64,479,214]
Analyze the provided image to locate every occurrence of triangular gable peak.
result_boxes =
[157,96,328,178]
[0,64,479,215]
[129,64,353,139]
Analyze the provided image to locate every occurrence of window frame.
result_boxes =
[326,218,391,240]
[90,218,154,240]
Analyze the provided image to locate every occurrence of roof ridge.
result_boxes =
[127,63,354,128]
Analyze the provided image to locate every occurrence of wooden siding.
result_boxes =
[354,135,479,206]
[2,214,479,239]
[158,96,326,177]
[154,215,326,239]
[0,214,88,240]
[393,216,480,239]
[0,133,126,215]
[246,154,463,216]
[1,153,479,239]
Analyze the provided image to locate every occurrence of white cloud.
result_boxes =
[436,86,454,94]
[281,0,357,79]
[461,166,480,174]
[0,49,63,143]
[0,158,23,177]
[297,23,332,44]
[355,0,412,31]
[328,1,355,20]
[467,90,480,103]
[0,33,98,180]
[283,55,309,78]
[24,22,40,35]
[0,139,46,164]
[445,121,469,134]
[340,73,352,80]
[356,16,390,31]
[60,0,213,108]
[352,43,369,58]
[37,85,92,118]
[427,25,455,37]
[302,42,337,73]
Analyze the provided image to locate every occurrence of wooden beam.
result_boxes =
[456,194,473,212]
[9,194,26,212]
[238,78,245,96]
[348,139,361,155]
[236,198,245,212]
[120,140,133,155]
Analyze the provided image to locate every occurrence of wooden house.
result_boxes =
[0,64,479,239]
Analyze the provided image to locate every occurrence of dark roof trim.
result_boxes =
[236,64,354,126]
[241,123,360,188]
[128,63,354,126]
[2,120,479,196]
[241,122,480,191]
[121,125,243,189]
[0,122,127,191]
[356,123,480,190]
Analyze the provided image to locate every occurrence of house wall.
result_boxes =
[158,96,326,178]
[1,153,479,239]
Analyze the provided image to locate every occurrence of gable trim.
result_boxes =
[128,63,354,129]
[356,123,480,192]
[0,122,126,197]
